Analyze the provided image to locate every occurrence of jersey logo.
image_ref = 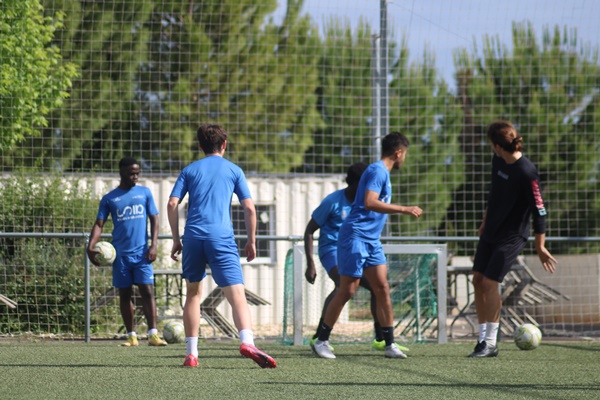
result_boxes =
[117,204,145,218]
[497,170,509,180]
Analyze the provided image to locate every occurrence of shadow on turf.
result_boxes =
[539,342,600,352]
[259,382,600,392]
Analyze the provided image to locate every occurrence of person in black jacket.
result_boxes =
[469,121,557,358]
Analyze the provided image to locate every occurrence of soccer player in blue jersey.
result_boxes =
[87,157,167,347]
[304,162,410,353]
[312,132,423,359]
[167,124,276,368]
[468,121,557,358]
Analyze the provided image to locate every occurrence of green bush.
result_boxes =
[0,171,116,335]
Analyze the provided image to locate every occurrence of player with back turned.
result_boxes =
[167,123,276,368]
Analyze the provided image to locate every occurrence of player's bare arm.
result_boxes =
[240,197,257,262]
[167,196,182,261]
[478,208,488,237]
[86,218,105,266]
[534,233,558,273]
[364,190,423,218]
[147,214,159,262]
[303,218,320,284]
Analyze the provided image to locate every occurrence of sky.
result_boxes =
[276,0,600,87]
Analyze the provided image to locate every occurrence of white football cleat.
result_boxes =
[384,343,407,359]
[313,340,336,359]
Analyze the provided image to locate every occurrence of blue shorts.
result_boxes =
[182,237,244,287]
[318,248,338,273]
[112,251,154,288]
[337,239,386,278]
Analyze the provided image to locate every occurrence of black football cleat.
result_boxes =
[468,341,499,358]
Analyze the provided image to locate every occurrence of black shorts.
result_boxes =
[472,236,527,283]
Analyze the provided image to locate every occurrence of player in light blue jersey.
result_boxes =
[87,157,166,347]
[312,132,423,359]
[167,124,276,369]
[304,162,408,352]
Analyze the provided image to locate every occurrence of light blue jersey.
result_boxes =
[97,185,158,256]
[170,155,252,286]
[312,188,352,259]
[339,160,392,243]
[170,156,252,240]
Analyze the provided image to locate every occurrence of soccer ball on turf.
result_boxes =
[94,241,116,266]
[514,323,542,350]
[163,321,185,344]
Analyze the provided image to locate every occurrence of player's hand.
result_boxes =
[305,260,317,284]
[86,247,102,267]
[170,240,182,261]
[147,245,158,263]
[245,241,256,262]
[537,247,558,273]
[402,206,423,218]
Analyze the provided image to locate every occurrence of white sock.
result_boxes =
[127,331,137,337]
[485,322,499,347]
[186,337,199,357]
[148,328,158,336]
[478,324,487,343]
[239,329,255,346]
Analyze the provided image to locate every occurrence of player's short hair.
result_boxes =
[345,162,368,186]
[487,120,523,153]
[381,132,410,157]
[197,124,228,154]
[119,157,139,170]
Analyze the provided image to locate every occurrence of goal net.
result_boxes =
[282,244,447,345]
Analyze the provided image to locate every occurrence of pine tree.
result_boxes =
[448,22,600,252]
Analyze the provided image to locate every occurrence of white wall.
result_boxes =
[89,174,347,331]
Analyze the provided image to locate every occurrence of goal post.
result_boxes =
[290,243,447,345]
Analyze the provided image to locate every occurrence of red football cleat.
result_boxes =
[239,343,277,368]
[183,354,198,367]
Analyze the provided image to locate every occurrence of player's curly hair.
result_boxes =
[487,120,523,153]
[345,162,368,186]
[119,157,139,170]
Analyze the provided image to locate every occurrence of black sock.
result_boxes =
[317,323,333,342]
[313,318,324,339]
[374,322,384,341]
[381,326,394,347]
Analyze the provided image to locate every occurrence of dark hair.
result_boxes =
[381,132,410,157]
[345,162,368,186]
[119,157,139,170]
[197,123,228,154]
[487,120,523,153]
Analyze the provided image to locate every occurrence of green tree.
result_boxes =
[2,0,153,171]
[449,22,600,253]
[123,0,322,173]
[297,19,376,173]
[0,0,77,152]
[301,19,464,236]
[388,41,464,238]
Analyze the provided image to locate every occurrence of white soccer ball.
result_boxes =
[163,320,185,344]
[94,241,116,266]
[514,323,542,350]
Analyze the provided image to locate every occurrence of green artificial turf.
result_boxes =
[1,340,599,400]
